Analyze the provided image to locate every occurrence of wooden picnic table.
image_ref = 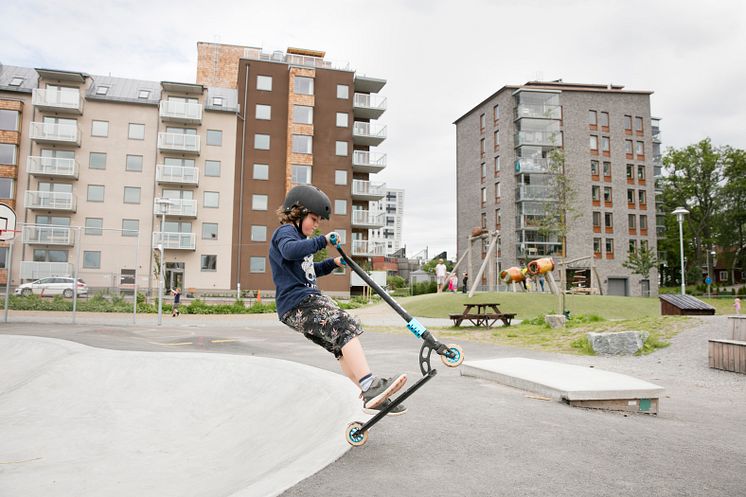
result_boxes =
[449,303,516,328]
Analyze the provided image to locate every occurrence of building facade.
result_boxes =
[195,43,389,295]
[455,81,660,297]
[369,188,404,256]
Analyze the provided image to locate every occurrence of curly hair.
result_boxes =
[276,205,305,224]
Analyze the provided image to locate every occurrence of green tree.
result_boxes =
[720,147,746,281]
[623,244,659,283]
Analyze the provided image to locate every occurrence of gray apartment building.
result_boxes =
[369,188,404,256]
[454,81,660,297]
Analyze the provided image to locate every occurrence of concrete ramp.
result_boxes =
[462,357,664,414]
[0,335,360,497]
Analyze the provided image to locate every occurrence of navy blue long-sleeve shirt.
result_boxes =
[269,223,338,318]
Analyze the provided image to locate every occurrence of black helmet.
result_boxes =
[282,185,331,220]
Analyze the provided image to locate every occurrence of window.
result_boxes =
[293,105,313,124]
[481,187,487,206]
[638,190,647,206]
[91,120,108,137]
[292,165,312,185]
[494,156,500,174]
[627,189,635,204]
[628,214,636,229]
[626,164,634,179]
[253,163,269,180]
[593,238,602,254]
[493,104,499,122]
[635,116,644,133]
[0,144,17,165]
[123,186,141,204]
[603,187,612,203]
[125,154,143,172]
[637,165,646,180]
[86,152,105,170]
[590,135,598,151]
[480,138,485,158]
[206,129,222,146]
[495,182,501,199]
[493,130,499,151]
[294,76,314,95]
[593,211,601,228]
[336,112,348,128]
[335,141,348,156]
[604,212,613,228]
[335,170,348,185]
[481,163,486,181]
[601,136,610,154]
[138,90,150,99]
[0,178,14,198]
[87,185,105,202]
[588,110,598,126]
[720,270,728,282]
[624,115,632,131]
[33,249,68,263]
[640,215,648,230]
[0,247,6,269]
[0,110,20,131]
[127,123,144,140]
[592,185,600,201]
[334,200,347,215]
[200,255,217,271]
[83,251,101,269]
[212,96,224,107]
[480,113,486,132]
[629,240,637,254]
[636,141,644,156]
[9,77,24,87]
[256,104,271,120]
[85,218,103,236]
[600,112,609,129]
[202,223,218,240]
[96,86,109,95]
[337,84,349,99]
[292,134,312,154]
[122,219,139,236]
[602,161,611,177]
[203,191,219,208]
[591,160,599,176]
[256,75,272,91]
[250,256,266,273]
[625,140,633,156]
[204,160,221,177]
[605,238,614,254]
[251,225,267,242]
[254,134,270,150]
[252,194,268,210]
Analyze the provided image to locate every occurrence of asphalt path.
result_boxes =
[1,310,745,497]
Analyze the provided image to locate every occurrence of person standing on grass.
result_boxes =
[435,259,447,293]
[269,185,408,415]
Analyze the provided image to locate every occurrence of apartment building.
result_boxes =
[455,81,660,297]
[369,188,404,255]
[195,43,389,295]
[0,63,238,293]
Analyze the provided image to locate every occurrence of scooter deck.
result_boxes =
[357,369,437,433]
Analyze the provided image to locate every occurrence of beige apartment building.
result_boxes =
[0,63,238,294]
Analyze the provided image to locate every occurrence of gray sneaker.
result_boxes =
[363,398,408,416]
[361,374,407,409]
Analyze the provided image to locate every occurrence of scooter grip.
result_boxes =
[329,233,340,247]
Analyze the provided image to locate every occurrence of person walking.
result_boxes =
[435,259,447,293]
[171,287,181,317]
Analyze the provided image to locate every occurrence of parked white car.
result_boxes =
[15,277,88,298]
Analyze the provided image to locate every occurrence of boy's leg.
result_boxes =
[338,337,370,383]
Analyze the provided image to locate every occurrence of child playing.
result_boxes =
[269,185,408,415]
[171,287,181,317]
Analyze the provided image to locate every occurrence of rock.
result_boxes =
[544,314,566,328]
[587,331,650,355]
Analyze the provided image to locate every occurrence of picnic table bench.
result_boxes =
[449,303,516,328]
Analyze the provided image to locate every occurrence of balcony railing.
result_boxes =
[353,93,387,119]
[516,185,553,201]
[22,225,75,246]
[157,133,200,154]
[351,210,385,228]
[153,198,198,217]
[514,104,562,120]
[352,150,387,173]
[351,240,386,257]
[25,191,77,211]
[156,165,199,186]
[30,122,81,146]
[32,88,83,114]
[351,180,386,200]
[243,47,352,72]
[20,261,73,280]
[514,131,562,147]
[353,121,387,145]
[159,101,203,123]
[514,158,551,174]
[27,156,79,178]
[152,232,197,250]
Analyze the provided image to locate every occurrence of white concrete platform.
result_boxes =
[0,335,360,497]
[461,358,664,408]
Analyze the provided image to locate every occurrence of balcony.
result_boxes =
[20,261,74,280]
[156,165,199,186]
[353,93,387,120]
[153,198,197,217]
[22,225,75,246]
[352,150,387,173]
[26,156,79,179]
[158,132,200,155]
[32,88,83,114]
[514,158,551,174]
[353,121,387,146]
[25,191,77,212]
[152,232,196,250]
[516,185,553,201]
[514,104,562,120]
[30,122,81,146]
[159,100,203,124]
[351,180,386,201]
[514,131,562,147]
[351,239,386,257]
[351,210,385,228]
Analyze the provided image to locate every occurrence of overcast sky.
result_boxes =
[4,0,746,259]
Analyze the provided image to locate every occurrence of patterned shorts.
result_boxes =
[281,293,364,359]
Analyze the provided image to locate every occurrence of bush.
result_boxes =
[411,281,437,295]
[387,276,406,289]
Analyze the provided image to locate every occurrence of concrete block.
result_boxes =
[545,314,566,328]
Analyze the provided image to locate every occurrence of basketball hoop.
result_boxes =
[0,204,17,242]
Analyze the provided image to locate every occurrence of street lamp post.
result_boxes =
[154,198,173,325]
[672,207,689,295]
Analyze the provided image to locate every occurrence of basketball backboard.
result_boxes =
[0,203,17,241]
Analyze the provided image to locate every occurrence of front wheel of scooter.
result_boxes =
[345,421,368,447]
[440,344,464,368]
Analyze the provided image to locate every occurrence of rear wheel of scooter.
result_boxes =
[440,344,464,368]
[345,421,368,447]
